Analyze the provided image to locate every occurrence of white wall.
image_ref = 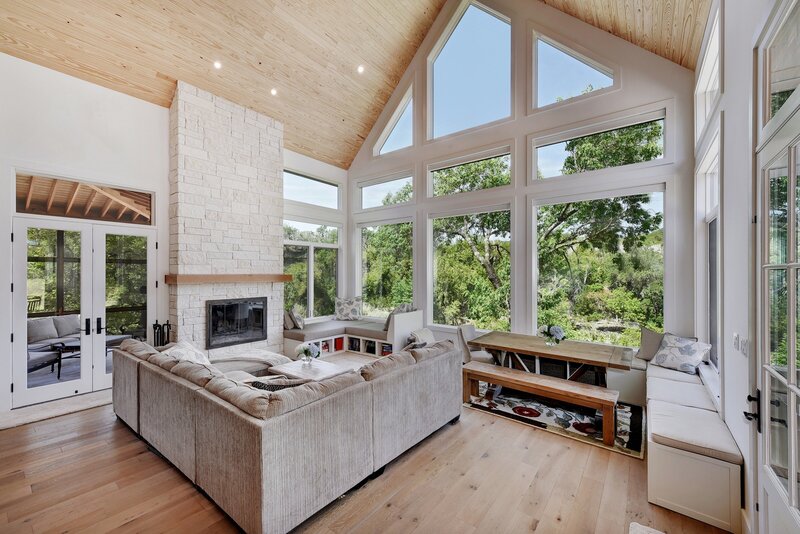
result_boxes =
[0,53,170,412]
[348,0,696,344]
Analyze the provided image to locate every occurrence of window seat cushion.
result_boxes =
[283,320,356,341]
[646,363,703,384]
[649,400,742,464]
[646,377,716,411]
[345,322,389,341]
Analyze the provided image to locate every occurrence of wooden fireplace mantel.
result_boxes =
[164,273,293,285]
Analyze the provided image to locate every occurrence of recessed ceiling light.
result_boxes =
[213,61,222,69]
[270,88,277,96]
[357,64,365,74]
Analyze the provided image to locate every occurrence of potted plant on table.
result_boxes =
[538,325,566,346]
[295,342,321,364]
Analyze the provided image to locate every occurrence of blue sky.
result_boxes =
[362,176,412,208]
[433,5,510,138]
[537,40,612,106]
[283,171,338,209]
[380,99,413,154]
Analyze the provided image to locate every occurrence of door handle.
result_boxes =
[85,318,91,335]
[745,389,761,434]
[96,317,105,334]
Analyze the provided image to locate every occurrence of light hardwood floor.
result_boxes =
[0,405,724,533]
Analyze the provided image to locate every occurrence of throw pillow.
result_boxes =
[637,326,665,361]
[382,303,417,331]
[290,308,305,329]
[335,296,363,321]
[161,340,211,365]
[27,317,59,344]
[251,378,310,392]
[53,314,81,337]
[409,327,436,345]
[651,334,710,374]
[283,309,295,330]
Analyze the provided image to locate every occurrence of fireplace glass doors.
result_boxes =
[206,298,268,349]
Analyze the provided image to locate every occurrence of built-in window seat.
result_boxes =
[283,310,422,359]
[643,362,743,534]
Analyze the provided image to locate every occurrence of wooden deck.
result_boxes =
[0,405,724,533]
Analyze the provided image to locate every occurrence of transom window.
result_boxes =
[536,118,664,179]
[283,220,339,318]
[283,170,339,210]
[377,91,413,155]
[431,3,510,138]
[361,176,413,210]
[431,152,510,197]
[766,2,800,122]
[535,37,613,107]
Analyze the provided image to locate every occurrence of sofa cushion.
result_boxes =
[646,363,703,384]
[148,352,180,371]
[161,340,211,365]
[637,326,664,361]
[171,360,224,387]
[52,314,80,337]
[27,337,76,352]
[205,372,363,419]
[651,334,710,374]
[119,338,161,360]
[646,377,716,411]
[283,320,353,341]
[409,339,455,363]
[631,355,648,371]
[345,322,389,341]
[360,351,415,381]
[27,317,59,344]
[105,334,131,347]
[649,400,742,464]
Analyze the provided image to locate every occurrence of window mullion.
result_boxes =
[307,245,315,318]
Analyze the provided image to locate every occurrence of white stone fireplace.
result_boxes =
[168,81,284,358]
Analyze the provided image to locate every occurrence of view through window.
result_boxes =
[379,97,413,155]
[283,171,339,209]
[432,153,510,196]
[536,38,613,107]
[360,222,414,316]
[283,220,338,318]
[433,209,511,330]
[537,192,664,346]
[361,176,413,209]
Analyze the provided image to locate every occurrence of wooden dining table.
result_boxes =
[469,331,633,386]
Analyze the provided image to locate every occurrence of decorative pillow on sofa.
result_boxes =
[334,296,363,320]
[637,326,665,361]
[53,314,80,337]
[651,334,710,374]
[409,328,436,346]
[283,309,296,330]
[120,338,161,360]
[171,360,224,387]
[161,340,211,365]
[382,303,417,331]
[251,377,310,391]
[360,351,416,381]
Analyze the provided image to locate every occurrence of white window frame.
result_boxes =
[529,25,618,113]
[530,105,669,185]
[373,85,414,157]
[427,202,513,332]
[355,217,416,317]
[356,170,415,213]
[283,219,341,321]
[426,0,514,142]
[426,142,514,199]
[694,9,722,142]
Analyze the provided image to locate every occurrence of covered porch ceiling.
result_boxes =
[0,1,710,169]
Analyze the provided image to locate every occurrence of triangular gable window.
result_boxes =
[536,37,613,107]
[377,93,413,155]
[431,3,511,138]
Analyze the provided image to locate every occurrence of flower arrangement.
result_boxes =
[538,325,566,345]
[295,342,321,363]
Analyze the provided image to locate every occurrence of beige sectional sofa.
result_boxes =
[112,338,462,534]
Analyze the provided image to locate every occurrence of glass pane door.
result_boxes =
[12,219,93,407]
[93,227,155,389]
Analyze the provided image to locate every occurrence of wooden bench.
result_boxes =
[462,361,620,446]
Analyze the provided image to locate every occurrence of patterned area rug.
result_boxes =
[467,382,645,459]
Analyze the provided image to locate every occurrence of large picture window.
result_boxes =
[283,220,339,318]
[360,222,413,316]
[536,192,664,346]
[432,209,511,330]
[536,118,664,179]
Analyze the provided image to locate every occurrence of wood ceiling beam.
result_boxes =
[84,190,96,216]
[100,197,115,217]
[85,184,150,220]
[46,180,58,212]
[65,182,80,214]
[25,177,35,210]
[116,206,128,220]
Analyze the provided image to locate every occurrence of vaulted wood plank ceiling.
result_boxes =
[0,1,710,169]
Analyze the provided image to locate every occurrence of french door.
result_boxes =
[757,107,800,532]
[12,217,156,407]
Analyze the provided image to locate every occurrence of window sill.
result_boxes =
[697,361,722,412]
